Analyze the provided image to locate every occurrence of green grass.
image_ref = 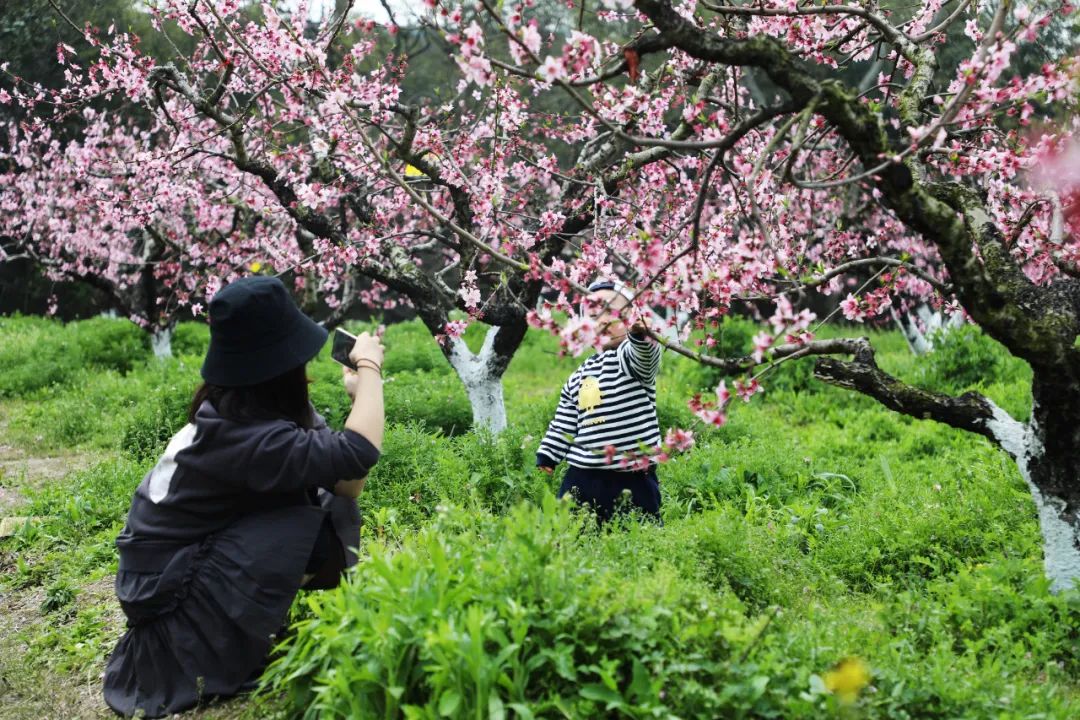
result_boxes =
[0,314,1077,719]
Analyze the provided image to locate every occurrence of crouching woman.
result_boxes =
[103,277,384,718]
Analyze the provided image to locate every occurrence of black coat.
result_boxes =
[103,401,378,718]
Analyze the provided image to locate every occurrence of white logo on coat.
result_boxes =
[147,423,198,503]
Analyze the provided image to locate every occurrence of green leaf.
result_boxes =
[489,694,506,720]
[629,658,651,700]
[580,684,623,707]
[508,703,535,720]
[438,690,461,717]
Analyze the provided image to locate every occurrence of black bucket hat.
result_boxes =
[201,276,328,387]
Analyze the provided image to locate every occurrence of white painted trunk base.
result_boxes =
[447,328,508,434]
[463,375,507,434]
[151,327,173,359]
[892,304,964,356]
[984,403,1080,593]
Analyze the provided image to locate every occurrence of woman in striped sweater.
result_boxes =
[537,280,663,522]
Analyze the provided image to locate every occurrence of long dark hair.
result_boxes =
[188,363,314,429]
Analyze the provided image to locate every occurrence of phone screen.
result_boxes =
[330,328,357,370]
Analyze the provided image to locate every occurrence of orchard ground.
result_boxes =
[0,314,1078,718]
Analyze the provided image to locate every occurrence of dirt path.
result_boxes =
[0,406,107,514]
[0,404,116,718]
[0,452,104,513]
[0,564,118,719]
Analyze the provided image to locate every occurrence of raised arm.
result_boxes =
[256,331,386,499]
[244,424,380,495]
[343,332,385,450]
[618,331,662,386]
[334,331,385,497]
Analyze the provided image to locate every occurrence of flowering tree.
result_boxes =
[3,1,1080,586]
[1,106,293,354]
[509,0,1077,588]
[1,1,624,421]
[605,0,1080,591]
[426,0,1080,588]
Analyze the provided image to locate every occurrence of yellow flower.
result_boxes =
[823,657,870,704]
[404,163,425,177]
[249,261,263,273]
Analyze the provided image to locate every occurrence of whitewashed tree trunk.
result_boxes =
[892,304,965,356]
[151,326,173,359]
[447,327,508,434]
[983,402,1080,594]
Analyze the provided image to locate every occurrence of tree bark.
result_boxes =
[446,326,516,433]
[1023,374,1080,591]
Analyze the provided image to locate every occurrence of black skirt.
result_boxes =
[103,493,359,718]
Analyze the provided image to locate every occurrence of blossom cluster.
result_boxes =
[1,0,1076,398]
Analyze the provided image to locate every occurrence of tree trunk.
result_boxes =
[461,368,507,434]
[151,325,173,359]
[446,327,510,433]
[1016,374,1080,593]
[891,304,964,356]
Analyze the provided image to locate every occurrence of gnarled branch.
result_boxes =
[813,337,1005,447]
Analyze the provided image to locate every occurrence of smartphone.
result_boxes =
[330,328,358,370]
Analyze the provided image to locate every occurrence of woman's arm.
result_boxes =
[343,331,385,450]
[242,332,385,498]
[331,331,385,498]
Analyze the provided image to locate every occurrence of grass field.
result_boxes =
[1,313,1077,719]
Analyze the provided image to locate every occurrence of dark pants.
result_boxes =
[558,465,661,524]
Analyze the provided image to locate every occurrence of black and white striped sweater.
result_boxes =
[536,333,662,470]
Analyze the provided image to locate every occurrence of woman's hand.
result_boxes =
[343,366,360,399]
[343,330,383,399]
[348,331,385,368]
